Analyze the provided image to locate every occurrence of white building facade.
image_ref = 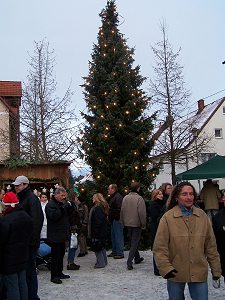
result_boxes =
[153,97,225,193]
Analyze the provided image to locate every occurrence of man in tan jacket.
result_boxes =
[120,182,146,270]
[200,179,221,220]
[153,181,221,300]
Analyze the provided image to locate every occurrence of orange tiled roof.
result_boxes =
[0,81,22,97]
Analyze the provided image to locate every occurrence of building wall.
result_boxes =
[200,101,225,155]
[0,100,10,161]
[154,99,225,193]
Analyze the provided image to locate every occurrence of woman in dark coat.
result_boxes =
[88,193,109,268]
[212,192,225,279]
[148,189,164,276]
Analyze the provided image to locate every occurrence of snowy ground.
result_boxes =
[38,250,225,300]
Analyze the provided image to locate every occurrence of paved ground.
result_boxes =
[38,250,225,300]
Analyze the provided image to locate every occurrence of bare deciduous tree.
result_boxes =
[20,40,77,162]
[149,22,210,184]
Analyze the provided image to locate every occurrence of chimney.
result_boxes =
[197,99,205,114]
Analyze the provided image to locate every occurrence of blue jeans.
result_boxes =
[111,220,124,256]
[68,246,77,263]
[3,270,28,300]
[26,248,40,300]
[167,280,208,300]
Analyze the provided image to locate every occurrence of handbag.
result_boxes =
[70,233,78,249]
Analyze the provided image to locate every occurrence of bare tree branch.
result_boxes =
[149,22,210,183]
[20,39,78,162]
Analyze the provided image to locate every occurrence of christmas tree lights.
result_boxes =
[79,0,159,195]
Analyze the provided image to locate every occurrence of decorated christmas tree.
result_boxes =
[80,0,159,196]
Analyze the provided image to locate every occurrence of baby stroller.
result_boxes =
[36,241,51,270]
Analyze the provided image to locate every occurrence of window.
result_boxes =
[215,128,222,138]
[223,106,225,114]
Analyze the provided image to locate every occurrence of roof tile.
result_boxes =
[0,81,22,97]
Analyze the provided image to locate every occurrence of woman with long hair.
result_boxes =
[88,193,109,268]
[148,189,164,276]
[161,182,173,205]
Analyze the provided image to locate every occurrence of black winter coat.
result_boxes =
[108,192,123,222]
[0,207,33,274]
[148,199,164,250]
[68,202,81,228]
[17,186,44,249]
[90,205,108,244]
[45,199,72,243]
[212,207,225,277]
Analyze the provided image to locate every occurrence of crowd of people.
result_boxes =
[0,175,225,300]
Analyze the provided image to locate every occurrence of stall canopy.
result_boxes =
[176,155,225,181]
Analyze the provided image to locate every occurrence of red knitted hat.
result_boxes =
[3,192,19,207]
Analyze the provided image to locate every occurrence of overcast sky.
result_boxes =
[1,1,224,174]
[1,0,225,115]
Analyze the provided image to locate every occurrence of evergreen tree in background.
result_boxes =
[80,0,158,195]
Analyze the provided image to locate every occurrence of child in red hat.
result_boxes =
[2,191,19,215]
[0,192,33,300]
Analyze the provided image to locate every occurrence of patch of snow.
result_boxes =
[38,250,225,300]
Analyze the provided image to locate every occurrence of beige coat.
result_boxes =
[153,205,221,282]
[120,192,146,228]
[200,181,221,210]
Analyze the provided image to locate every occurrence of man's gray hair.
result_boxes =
[110,184,118,192]
[54,186,66,195]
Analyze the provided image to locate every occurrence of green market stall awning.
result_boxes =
[176,155,225,181]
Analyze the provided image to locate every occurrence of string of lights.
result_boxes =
[77,1,159,195]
